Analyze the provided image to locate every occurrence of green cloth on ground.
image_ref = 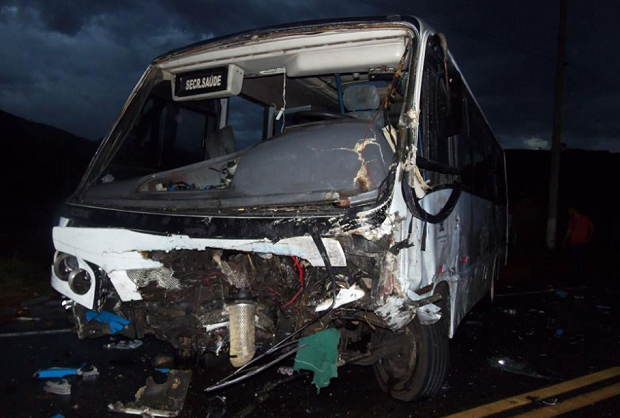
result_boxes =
[293,328,341,393]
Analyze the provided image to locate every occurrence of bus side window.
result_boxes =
[424,68,463,168]
[472,109,489,199]
[457,96,474,189]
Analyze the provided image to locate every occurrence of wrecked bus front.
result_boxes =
[51,17,507,401]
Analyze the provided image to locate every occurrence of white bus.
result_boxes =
[51,16,508,401]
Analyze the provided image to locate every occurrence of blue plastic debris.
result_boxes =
[156,367,170,373]
[555,290,568,298]
[34,363,97,379]
[34,367,80,379]
[597,305,612,310]
[50,415,65,418]
[85,310,130,334]
[555,328,565,336]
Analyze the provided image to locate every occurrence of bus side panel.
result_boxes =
[449,193,498,333]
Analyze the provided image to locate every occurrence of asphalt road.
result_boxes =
[1,278,619,418]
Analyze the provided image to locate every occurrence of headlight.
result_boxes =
[68,268,92,295]
[53,253,79,282]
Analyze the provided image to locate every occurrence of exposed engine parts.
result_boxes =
[65,239,381,370]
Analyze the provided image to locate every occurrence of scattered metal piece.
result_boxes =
[277,366,294,376]
[79,365,100,378]
[488,357,550,379]
[108,369,192,417]
[543,398,559,405]
[44,379,71,395]
[105,340,144,350]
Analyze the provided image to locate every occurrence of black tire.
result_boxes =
[372,290,450,401]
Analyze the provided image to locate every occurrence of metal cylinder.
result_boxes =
[228,300,256,368]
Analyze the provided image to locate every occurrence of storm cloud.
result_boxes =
[0,0,618,152]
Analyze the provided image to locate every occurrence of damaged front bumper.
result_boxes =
[51,176,441,369]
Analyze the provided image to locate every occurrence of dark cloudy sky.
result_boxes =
[0,0,618,152]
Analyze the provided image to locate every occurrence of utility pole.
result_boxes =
[546,0,568,249]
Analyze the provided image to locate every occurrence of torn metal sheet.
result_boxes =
[108,270,143,301]
[109,370,192,417]
[374,296,416,329]
[53,227,347,270]
[416,302,442,325]
[315,285,365,312]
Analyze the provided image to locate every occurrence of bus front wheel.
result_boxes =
[372,307,449,401]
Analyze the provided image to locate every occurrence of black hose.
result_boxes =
[402,171,461,224]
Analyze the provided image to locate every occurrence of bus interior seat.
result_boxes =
[343,84,384,127]
[205,126,236,159]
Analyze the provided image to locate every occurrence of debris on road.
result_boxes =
[488,357,550,379]
[44,379,71,395]
[152,354,174,368]
[501,308,518,316]
[79,365,100,378]
[108,369,192,417]
[555,290,568,298]
[277,366,294,376]
[104,339,143,350]
[34,364,99,379]
[527,309,546,315]
[85,310,130,334]
[35,367,80,379]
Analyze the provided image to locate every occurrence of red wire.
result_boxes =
[284,256,304,306]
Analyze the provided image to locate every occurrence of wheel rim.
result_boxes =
[373,325,418,391]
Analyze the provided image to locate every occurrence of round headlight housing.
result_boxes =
[68,269,92,295]
[53,253,79,282]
